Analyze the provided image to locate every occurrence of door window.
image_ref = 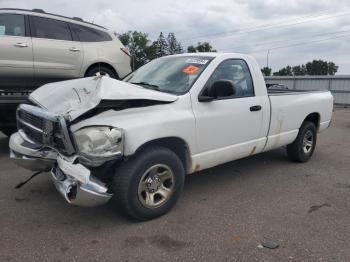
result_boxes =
[206,59,254,98]
[31,16,72,41]
[0,14,25,36]
[70,23,112,42]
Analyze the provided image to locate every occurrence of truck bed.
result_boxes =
[263,89,333,152]
[265,83,329,95]
[267,89,328,95]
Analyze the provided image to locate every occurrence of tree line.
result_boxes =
[118,31,216,69]
[262,60,338,76]
[119,31,338,75]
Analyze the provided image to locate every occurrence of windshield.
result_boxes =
[124,56,214,94]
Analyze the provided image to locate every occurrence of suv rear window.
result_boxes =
[0,14,25,37]
[31,16,72,41]
[70,23,112,42]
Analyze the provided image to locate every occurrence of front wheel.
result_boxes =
[287,121,317,162]
[112,146,185,221]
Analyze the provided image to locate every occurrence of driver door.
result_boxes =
[191,59,265,167]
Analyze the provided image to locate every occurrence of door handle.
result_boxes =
[250,105,262,111]
[14,43,28,48]
[69,47,81,52]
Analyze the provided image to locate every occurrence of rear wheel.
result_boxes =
[287,121,317,162]
[112,146,185,221]
[85,65,117,79]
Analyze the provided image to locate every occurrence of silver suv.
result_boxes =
[0,8,132,90]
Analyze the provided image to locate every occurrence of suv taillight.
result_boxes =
[120,47,131,57]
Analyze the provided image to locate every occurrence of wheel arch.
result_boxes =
[303,112,320,130]
[134,137,192,174]
[84,62,119,79]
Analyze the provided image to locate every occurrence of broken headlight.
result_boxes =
[74,126,123,159]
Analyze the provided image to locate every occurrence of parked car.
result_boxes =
[0,8,132,136]
[9,53,333,221]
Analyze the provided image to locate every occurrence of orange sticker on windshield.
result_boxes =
[182,65,199,74]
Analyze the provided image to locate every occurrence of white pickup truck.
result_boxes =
[10,53,333,220]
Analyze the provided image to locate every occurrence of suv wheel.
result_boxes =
[112,146,185,221]
[287,121,317,162]
[85,65,117,79]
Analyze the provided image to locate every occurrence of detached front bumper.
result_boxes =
[9,132,113,207]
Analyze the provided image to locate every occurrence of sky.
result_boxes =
[1,0,350,74]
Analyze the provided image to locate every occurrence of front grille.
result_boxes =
[19,121,43,142]
[16,104,75,154]
[18,110,44,130]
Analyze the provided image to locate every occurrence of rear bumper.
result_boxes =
[113,62,132,78]
[9,132,113,207]
[319,120,332,133]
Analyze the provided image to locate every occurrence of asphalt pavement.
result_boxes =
[0,108,349,262]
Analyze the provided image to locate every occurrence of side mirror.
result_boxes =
[208,80,235,99]
[198,80,236,102]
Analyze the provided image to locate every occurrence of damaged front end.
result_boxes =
[51,157,113,207]
[9,76,178,207]
[10,104,116,207]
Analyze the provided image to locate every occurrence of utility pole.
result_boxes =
[266,49,270,68]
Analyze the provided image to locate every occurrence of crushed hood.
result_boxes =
[29,76,178,120]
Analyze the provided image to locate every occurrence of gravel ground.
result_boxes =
[0,108,349,262]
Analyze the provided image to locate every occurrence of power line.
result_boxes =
[180,11,350,43]
[149,7,337,37]
[222,28,350,52]
[254,33,350,53]
[223,33,350,54]
[182,11,350,42]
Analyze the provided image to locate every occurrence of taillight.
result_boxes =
[120,47,131,57]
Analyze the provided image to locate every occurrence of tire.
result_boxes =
[112,146,185,221]
[1,127,17,137]
[85,65,117,79]
[287,121,317,162]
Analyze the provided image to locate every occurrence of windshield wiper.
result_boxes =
[130,82,160,90]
